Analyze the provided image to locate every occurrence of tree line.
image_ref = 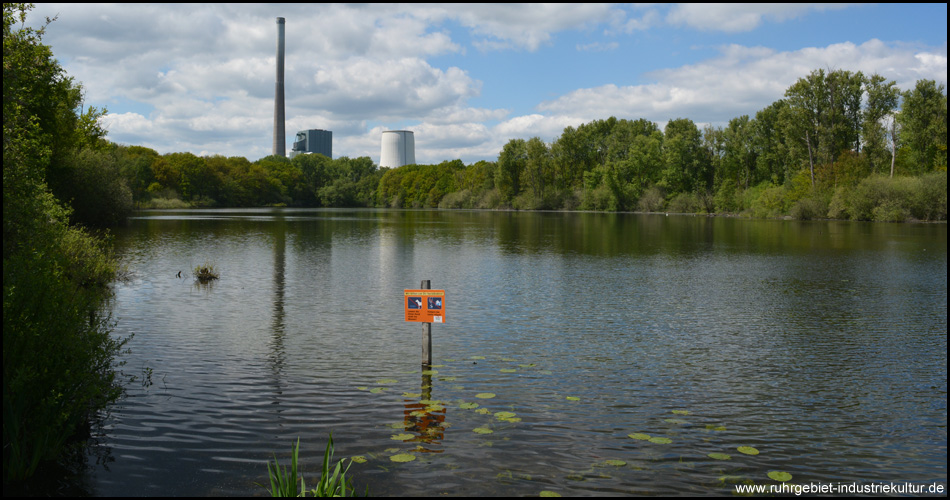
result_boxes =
[72,70,944,226]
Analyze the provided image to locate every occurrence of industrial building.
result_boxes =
[380,130,415,168]
[290,129,332,159]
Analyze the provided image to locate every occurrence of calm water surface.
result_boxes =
[86,209,946,496]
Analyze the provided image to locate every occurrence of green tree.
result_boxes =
[861,74,900,174]
[496,138,527,203]
[897,79,948,174]
[3,4,127,481]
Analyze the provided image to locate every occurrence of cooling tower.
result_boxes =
[380,130,415,168]
[272,17,286,157]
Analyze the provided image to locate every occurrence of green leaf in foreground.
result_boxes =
[351,455,367,464]
[768,471,792,482]
[737,446,759,455]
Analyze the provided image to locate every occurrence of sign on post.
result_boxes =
[404,289,446,323]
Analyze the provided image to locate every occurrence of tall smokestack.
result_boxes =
[273,17,286,157]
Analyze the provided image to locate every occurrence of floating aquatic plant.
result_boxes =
[565,396,580,401]
[421,370,438,375]
[473,427,493,434]
[518,363,536,368]
[475,408,492,415]
[628,433,651,440]
[475,393,496,399]
[648,437,672,444]
[540,490,562,497]
[671,410,690,415]
[369,387,385,394]
[708,453,731,460]
[768,471,792,482]
[500,368,517,373]
[604,459,627,466]
[376,379,397,385]
[494,411,516,420]
[389,453,415,463]
[390,433,414,441]
[664,418,688,424]
[459,402,479,409]
[402,392,421,398]
[737,446,759,455]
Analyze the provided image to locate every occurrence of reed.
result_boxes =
[264,434,358,497]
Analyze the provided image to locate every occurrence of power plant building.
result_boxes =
[380,130,415,168]
[290,129,332,159]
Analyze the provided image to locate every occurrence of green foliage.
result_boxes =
[4,5,129,481]
[264,435,359,497]
[667,192,703,214]
[637,185,666,212]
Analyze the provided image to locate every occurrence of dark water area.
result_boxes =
[79,209,945,495]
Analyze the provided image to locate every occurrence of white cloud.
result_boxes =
[666,4,849,33]
[538,39,948,127]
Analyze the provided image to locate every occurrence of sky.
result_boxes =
[24,3,948,165]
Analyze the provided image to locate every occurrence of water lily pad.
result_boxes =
[604,459,627,466]
[473,427,493,434]
[390,453,416,463]
[389,422,407,429]
[768,471,792,482]
[501,357,516,362]
[628,433,651,440]
[475,393,496,399]
[369,387,385,394]
[470,356,486,360]
[425,405,445,412]
[402,392,421,398]
[565,396,580,401]
[376,379,398,384]
[499,416,521,423]
[500,368,517,373]
[421,370,438,375]
[459,402,479,409]
[648,437,672,444]
[357,386,368,391]
[708,452,732,460]
[430,364,445,368]
[540,491,561,497]
[705,424,727,431]
[419,399,442,405]
[391,433,414,441]
[672,410,690,415]
[737,446,759,455]
[494,411,516,419]
[519,363,536,368]
[351,455,367,464]
[664,418,688,424]
[475,408,492,415]
[409,410,427,417]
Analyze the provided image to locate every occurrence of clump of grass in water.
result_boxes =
[193,261,219,283]
[263,434,363,497]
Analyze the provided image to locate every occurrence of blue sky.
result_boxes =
[26,3,947,164]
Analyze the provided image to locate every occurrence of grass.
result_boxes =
[192,262,219,283]
[264,434,360,497]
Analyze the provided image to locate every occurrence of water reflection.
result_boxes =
[402,371,446,450]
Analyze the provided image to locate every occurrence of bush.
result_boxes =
[789,196,828,220]
[668,192,702,213]
[637,186,666,212]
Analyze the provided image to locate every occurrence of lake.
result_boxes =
[84,209,946,496]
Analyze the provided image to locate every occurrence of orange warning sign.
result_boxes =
[404,289,446,323]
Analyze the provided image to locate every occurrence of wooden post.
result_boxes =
[421,279,432,367]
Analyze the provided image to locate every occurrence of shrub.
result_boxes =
[668,192,702,213]
[637,186,666,212]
